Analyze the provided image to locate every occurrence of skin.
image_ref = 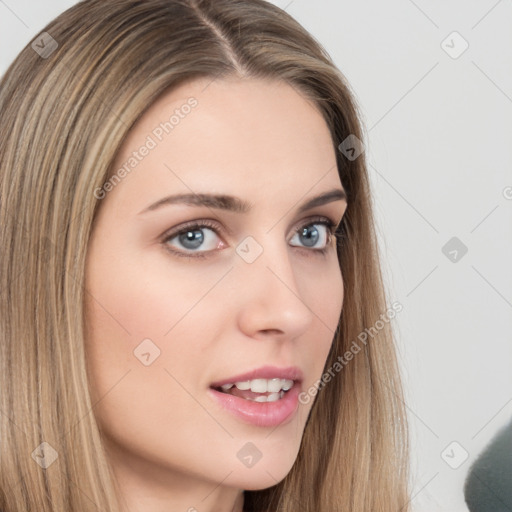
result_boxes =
[84,76,347,512]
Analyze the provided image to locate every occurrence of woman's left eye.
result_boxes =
[289,220,334,251]
[162,217,336,259]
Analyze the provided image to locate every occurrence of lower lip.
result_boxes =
[207,382,301,427]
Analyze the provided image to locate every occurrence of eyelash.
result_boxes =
[161,216,343,260]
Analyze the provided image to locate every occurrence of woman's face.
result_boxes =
[84,77,346,508]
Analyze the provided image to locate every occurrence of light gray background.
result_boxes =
[1,1,511,511]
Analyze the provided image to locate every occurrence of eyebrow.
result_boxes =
[138,188,347,215]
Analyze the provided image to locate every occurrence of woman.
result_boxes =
[0,1,410,510]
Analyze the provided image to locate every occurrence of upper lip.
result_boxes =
[209,365,303,388]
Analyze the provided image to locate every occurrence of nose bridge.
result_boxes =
[234,233,314,337]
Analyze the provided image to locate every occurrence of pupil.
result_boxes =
[179,229,203,249]
[301,226,319,247]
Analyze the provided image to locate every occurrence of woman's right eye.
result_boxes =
[162,221,225,258]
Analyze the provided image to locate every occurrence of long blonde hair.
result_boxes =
[0,0,409,510]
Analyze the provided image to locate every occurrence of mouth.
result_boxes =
[207,366,303,427]
[210,377,295,403]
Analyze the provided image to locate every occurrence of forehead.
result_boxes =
[107,77,341,212]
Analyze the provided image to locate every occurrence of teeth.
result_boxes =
[248,378,267,393]
[234,381,251,390]
[224,378,294,393]
[248,391,284,402]
[267,378,284,392]
[281,379,293,391]
[217,379,295,395]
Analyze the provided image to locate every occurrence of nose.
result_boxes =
[234,241,316,341]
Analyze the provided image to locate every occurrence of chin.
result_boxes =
[236,473,288,492]
[228,454,298,491]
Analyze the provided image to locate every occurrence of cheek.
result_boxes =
[82,238,237,420]
[84,240,221,344]
[301,257,343,380]
[83,252,211,398]
[309,255,343,326]
[82,253,233,476]
[325,257,344,326]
